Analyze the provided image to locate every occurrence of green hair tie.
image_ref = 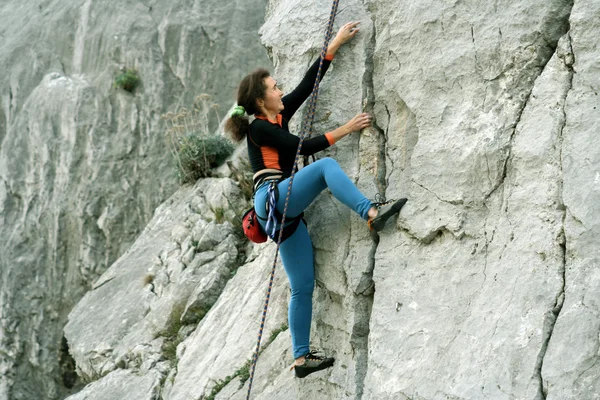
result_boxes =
[231,105,246,117]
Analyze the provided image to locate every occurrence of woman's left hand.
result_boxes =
[327,22,361,57]
[333,21,360,45]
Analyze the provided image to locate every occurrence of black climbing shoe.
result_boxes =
[291,350,335,378]
[368,198,407,232]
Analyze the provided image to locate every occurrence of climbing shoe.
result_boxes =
[368,197,408,232]
[291,350,335,378]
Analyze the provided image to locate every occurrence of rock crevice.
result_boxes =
[535,32,574,400]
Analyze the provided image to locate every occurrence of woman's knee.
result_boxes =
[317,157,339,168]
[290,279,314,297]
[315,157,342,179]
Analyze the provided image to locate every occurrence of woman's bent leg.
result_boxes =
[277,157,372,220]
[279,221,314,359]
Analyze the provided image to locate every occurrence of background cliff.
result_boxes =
[3,0,600,399]
[0,1,269,399]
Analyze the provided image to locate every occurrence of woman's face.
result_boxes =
[259,76,284,115]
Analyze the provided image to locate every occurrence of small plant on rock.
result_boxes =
[227,159,254,201]
[162,94,234,184]
[114,68,140,93]
[154,303,186,363]
[204,324,288,399]
[143,274,154,286]
[212,206,226,224]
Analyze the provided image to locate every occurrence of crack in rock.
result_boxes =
[350,7,382,398]
[155,18,186,92]
[411,178,464,206]
[484,6,574,203]
[91,276,116,290]
[483,89,529,203]
[534,229,566,400]
[534,30,574,400]
[382,104,396,184]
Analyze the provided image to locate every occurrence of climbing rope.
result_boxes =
[245,1,340,398]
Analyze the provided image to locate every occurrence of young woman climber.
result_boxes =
[225,21,407,378]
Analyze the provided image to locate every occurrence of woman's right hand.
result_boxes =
[328,113,373,143]
[344,113,372,133]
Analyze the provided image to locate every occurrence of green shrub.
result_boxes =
[114,68,140,92]
[162,95,234,184]
[176,134,234,184]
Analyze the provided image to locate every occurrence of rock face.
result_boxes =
[64,177,252,392]
[0,1,269,399]
[63,175,292,400]
[6,0,600,399]
[251,0,597,398]
[63,369,163,400]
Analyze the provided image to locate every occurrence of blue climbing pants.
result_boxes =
[254,157,372,359]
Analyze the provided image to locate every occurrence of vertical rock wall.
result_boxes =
[542,0,600,398]
[0,1,269,399]
[253,0,598,398]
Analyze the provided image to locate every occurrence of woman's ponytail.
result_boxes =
[225,68,271,142]
[225,112,249,142]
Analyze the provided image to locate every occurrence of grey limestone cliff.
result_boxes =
[4,0,600,399]
[0,1,270,399]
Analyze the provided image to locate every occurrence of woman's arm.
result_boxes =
[281,21,361,121]
[280,57,333,121]
[325,112,371,143]
[251,112,372,156]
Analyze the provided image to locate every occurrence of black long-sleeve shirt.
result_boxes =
[247,55,336,186]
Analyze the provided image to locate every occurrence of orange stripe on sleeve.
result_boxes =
[324,132,336,146]
[324,54,335,61]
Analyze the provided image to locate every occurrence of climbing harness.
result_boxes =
[242,180,305,244]
[245,0,341,398]
[264,182,279,239]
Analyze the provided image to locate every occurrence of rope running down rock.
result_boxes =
[245,0,341,398]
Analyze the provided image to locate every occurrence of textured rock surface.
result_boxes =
[541,0,600,398]
[65,369,163,400]
[64,178,245,381]
[167,245,289,400]
[0,0,269,399]
[64,176,291,399]
[7,0,600,399]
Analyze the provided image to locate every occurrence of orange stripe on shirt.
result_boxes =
[261,146,281,170]
[255,114,283,127]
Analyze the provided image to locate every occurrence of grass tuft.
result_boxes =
[114,68,140,93]
[154,303,186,363]
[204,324,288,399]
